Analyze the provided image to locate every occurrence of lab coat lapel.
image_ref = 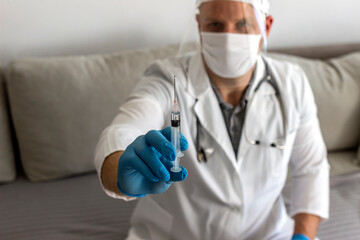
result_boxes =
[194,91,237,164]
[187,52,237,165]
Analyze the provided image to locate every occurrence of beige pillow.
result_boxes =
[269,52,360,152]
[0,68,16,183]
[6,45,183,181]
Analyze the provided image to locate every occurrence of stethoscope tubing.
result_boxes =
[195,59,288,163]
[243,73,288,150]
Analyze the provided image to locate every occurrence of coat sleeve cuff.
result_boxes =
[94,126,142,201]
[290,167,330,220]
[99,168,137,201]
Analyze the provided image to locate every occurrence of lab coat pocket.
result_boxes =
[268,130,297,178]
[266,146,285,178]
[130,197,173,240]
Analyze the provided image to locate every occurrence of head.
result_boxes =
[196,0,274,49]
[195,0,274,80]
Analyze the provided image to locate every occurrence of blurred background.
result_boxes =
[1,1,359,239]
[1,0,360,67]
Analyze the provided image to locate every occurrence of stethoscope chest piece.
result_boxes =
[197,147,214,163]
[197,148,207,163]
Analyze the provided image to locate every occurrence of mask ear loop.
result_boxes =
[253,7,268,55]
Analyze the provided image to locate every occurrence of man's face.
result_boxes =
[197,1,261,34]
[196,1,273,36]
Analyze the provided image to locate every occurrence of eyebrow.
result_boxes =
[203,17,250,23]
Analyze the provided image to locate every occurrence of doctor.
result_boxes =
[95,0,329,239]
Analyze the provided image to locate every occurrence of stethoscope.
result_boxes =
[196,60,288,163]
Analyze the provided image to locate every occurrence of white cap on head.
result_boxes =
[196,0,270,15]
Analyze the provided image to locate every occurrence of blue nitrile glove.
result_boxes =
[292,234,311,240]
[117,127,188,197]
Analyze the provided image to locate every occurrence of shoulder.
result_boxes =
[132,52,195,90]
[129,52,196,112]
[263,55,307,85]
[263,55,311,97]
[263,55,317,122]
[142,52,195,86]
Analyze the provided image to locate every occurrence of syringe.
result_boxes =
[171,75,184,173]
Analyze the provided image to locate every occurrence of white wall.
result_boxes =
[1,0,360,67]
[268,0,360,48]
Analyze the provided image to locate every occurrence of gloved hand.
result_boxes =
[292,234,311,240]
[117,127,188,197]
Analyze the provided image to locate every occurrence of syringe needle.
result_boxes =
[173,75,179,112]
[173,75,176,99]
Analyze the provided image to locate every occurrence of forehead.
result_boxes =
[199,1,255,20]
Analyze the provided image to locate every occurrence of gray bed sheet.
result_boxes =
[318,172,360,239]
[0,173,137,240]
[1,172,359,240]
[283,171,360,240]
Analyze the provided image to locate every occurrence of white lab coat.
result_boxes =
[95,52,330,240]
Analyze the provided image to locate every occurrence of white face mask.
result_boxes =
[201,32,262,78]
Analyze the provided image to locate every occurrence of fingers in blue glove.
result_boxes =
[143,180,172,195]
[133,139,170,182]
[145,129,177,161]
[125,151,160,183]
[159,127,189,152]
[159,155,188,182]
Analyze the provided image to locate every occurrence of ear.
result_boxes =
[196,14,201,32]
[265,15,274,38]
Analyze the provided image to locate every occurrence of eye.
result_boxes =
[236,21,252,33]
[236,20,248,28]
[210,22,220,27]
[206,22,223,31]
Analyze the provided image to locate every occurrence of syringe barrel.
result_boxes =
[171,125,181,153]
[171,111,181,151]
[171,111,182,172]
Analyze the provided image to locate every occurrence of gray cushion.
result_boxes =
[6,45,182,181]
[327,151,359,176]
[0,68,16,183]
[271,43,360,59]
[269,51,360,152]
